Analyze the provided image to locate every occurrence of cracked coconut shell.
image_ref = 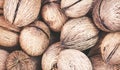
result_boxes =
[90,55,115,70]
[4,0,41,27]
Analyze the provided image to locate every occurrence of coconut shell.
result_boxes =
[57,49,92,70]
[42,42,92,70]
[61,0,93,18]
[0,49,9,70]
[6,51,37,70]
[42,42,63,70]
[42,2,67,32]
[93,0,120,32]
[61,17,99,51]
[4,0,41,27]
[90,55,115,70]
[20,21,50,56]
[100,32,120,65]
[0,16,19,47]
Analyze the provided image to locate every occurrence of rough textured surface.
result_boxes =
[0,16,19,47]
[42,43,92,70]
[100,32,120,65]
[0,27,19,47]
[61,0,93,18]
[20,21,50,56]
[61,17,99,51]
[6,51,36,70]
[0,49,9,70]
[88,32,107,57]
[42,42,63,70]
[57,49,92,70]
[0,16,20,32]
[4,0,41,27]
[90,55,115,70]
[42,0,60,5]
[42,2,67,32]
[93,0,120,32]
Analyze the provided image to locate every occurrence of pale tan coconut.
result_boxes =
[0,49,9,70]
[100,32,120,65]
[42,42,63,70]
[42,2,67,32]
[61,0,93,18]
[61,17,99,51]
[42,42,92,70]
[4,0,41,27]
[90,55,115,70]
[0,16,20,47]
[20,21,50,56]
[93,0,120,32]
[6,51,37,70]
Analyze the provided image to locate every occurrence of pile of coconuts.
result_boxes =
[0,0,120,70]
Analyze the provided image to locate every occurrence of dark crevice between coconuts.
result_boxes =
[61,0,82,12]
[98,0,111,31]
[12,0,21,24]
[105,43,119,64]
[51,63,58,70]
[0,8,3,10]
[42,1,60,6]
[0,26,20,34]
[29,26,50,39]
[50,45,65,70]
